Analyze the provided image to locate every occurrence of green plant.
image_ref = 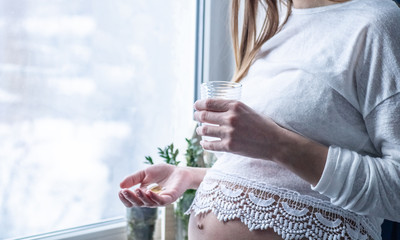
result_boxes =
[144,143,180,166]
[144,156,154,165]
[184,137,203,168]
[159,143,180,166]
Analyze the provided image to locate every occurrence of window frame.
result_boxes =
[11,218,126,240]
[195,0,234,94]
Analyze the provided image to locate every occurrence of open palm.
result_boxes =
[119,163,192,208]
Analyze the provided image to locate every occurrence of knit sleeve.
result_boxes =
[312,93,400,222]
[312,5,400,221]
[354,4,400,116]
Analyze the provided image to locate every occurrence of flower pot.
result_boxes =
[127,207,158,240]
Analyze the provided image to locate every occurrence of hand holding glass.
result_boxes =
[200,81,242,141]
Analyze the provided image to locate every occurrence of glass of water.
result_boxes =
[200,81,242,141]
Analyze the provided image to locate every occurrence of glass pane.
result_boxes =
[0,0,196,238]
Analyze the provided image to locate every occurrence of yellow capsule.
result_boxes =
[147,183,163,193]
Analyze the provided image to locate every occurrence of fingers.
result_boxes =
[120,170,146,188]
[119,189,143,207]
[119,191,133,208]
[196,124,228,139]
[119,188,170,208]
[135,188,158,206]
[146,190,174,206]
[200,139,233,152]
[194,99,243,125]
[194,99,236,112]
[193,111,221,124]
[119,188,155,207]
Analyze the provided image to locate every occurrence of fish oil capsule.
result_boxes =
[146,183,163,193]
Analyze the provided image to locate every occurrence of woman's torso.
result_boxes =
[188,0,400,239]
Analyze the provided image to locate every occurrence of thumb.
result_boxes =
[120,170,146,188]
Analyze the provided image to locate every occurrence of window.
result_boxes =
[0,1,196,238]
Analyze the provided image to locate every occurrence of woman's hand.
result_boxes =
[119,163,193,208]
[194,99,282,161]
[193,98,328,186]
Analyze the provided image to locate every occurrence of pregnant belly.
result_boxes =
[188,212,285,240]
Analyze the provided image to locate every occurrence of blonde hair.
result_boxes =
[231,0,350,83]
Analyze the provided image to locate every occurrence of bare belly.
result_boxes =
[188,212,283,240]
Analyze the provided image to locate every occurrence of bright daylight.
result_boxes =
[0,0,195,239]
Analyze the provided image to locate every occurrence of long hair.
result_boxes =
[231,0,350,83]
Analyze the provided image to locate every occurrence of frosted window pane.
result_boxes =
[0,0,196,238]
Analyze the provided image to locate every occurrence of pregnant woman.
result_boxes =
[119,0,400,239]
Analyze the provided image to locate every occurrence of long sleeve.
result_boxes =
[312,93,400,222]
[312,3,400,221]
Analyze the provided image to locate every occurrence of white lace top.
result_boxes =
[187,0,400,239]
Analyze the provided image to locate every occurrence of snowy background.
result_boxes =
[0,0,196,238]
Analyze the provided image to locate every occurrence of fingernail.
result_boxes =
[136,189,143,197]
[122,190,129,197]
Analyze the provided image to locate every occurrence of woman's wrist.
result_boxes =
[179,166,208,190]
[271,126,328,186]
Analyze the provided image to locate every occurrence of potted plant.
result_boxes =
[127,132,216,240]
[127,144,180,240]
[127,205,158,240]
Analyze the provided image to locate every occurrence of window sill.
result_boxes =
[14,218,126,240]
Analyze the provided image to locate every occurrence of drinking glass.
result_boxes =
[200,81,242,141]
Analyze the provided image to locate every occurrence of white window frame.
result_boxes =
[195,0,234,98]
[9,0,233,239]
[9,218,126,240]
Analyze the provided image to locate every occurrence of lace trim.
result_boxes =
[186,170,379,240]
